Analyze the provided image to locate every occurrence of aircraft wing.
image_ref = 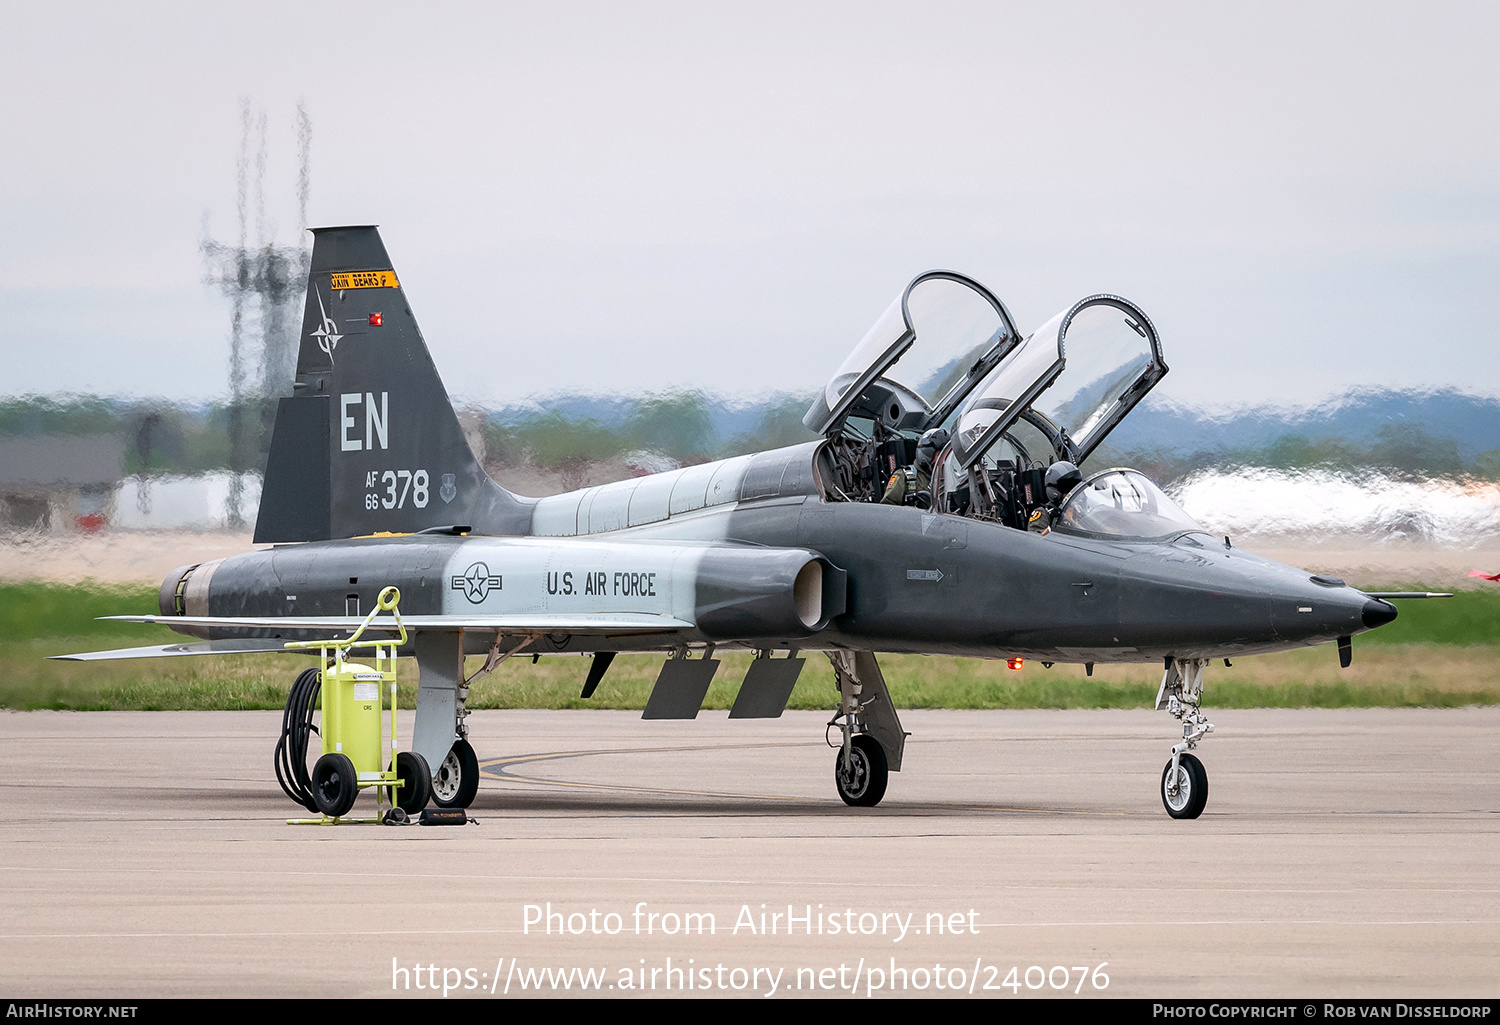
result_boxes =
[53,613,695,661]
[98,612,692,632]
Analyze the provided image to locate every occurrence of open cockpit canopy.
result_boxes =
[951,295,1167,470]
[806,280,1174,524]
[803,272,1021,437]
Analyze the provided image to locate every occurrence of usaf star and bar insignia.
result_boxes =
[452,562,502,603]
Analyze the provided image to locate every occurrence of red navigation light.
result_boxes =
[1006,657,1024,671]
[368,312,383,327]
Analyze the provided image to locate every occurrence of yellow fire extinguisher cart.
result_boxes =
[285,586,431,823]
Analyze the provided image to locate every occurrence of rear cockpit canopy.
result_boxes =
[803,271,1021,437]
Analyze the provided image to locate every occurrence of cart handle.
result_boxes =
[283,585,408,652]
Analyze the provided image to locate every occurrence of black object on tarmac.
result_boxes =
[420,809,469,826]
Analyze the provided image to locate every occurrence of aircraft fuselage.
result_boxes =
[166,491,1388,664]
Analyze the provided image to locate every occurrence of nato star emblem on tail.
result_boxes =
[310,287,342,364]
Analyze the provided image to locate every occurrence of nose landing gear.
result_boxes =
[1157,657,1214,819]
[1160,751,1207,819]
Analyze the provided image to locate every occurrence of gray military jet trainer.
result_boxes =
[60,225,1410,819]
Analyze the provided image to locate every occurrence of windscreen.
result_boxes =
[951,315,1066,465]
[950,403,1056,473]
[1056,469,1202,538]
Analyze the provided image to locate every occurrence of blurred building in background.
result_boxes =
[0,434,125,532]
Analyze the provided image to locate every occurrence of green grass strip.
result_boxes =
[5,582,1497,711]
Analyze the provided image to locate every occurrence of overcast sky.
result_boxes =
[2,1,1497,409]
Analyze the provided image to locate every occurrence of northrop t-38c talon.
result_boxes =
[60,225,1420,820]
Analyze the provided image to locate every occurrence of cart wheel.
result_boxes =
[396,751,432,814]
[312,753,358,818]
[432,739,480,809]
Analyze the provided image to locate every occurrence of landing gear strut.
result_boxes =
[826,651,905,807]
[1156,657,1214,819]
[419,631,535,811]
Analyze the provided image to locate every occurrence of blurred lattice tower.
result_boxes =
[201,101,312,527]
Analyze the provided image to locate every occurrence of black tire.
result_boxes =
[311,753,359,818]
[834,734,889,807]
[1161,752,1208,819]
[396,751,432,814]
[432,738,479,809]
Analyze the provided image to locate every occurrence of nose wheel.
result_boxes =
[1161,751,1208,819]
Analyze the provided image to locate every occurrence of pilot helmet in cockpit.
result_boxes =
[1045,460,1083,504]
[915,428,950,480]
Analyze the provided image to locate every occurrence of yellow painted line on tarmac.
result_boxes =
[482,741,803,767]
[488,771,815,803]
[479,744,816,802]
[476,744,1125,815]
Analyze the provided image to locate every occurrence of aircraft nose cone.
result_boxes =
[1362,599,1398,630]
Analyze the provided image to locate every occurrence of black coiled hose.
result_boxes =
[274,667,322,811]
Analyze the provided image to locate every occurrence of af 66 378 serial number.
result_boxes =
[364,469,430,509]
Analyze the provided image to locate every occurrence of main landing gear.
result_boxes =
[1156,657,1214,819]
[424,632,512,811]
[834,734,888,806]
[827,651,906,807]
[433,738,479,809]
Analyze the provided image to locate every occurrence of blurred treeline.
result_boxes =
[0,394,237,476]
[0,391,823,480]
[5,387,1499,486]
[1088,387,1500,483]
[480,391,817,473]
[1089,422,1500,484]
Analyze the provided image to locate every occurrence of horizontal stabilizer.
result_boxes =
[51,639,297,661]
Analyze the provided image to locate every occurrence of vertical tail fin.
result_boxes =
[253,226,532,542]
